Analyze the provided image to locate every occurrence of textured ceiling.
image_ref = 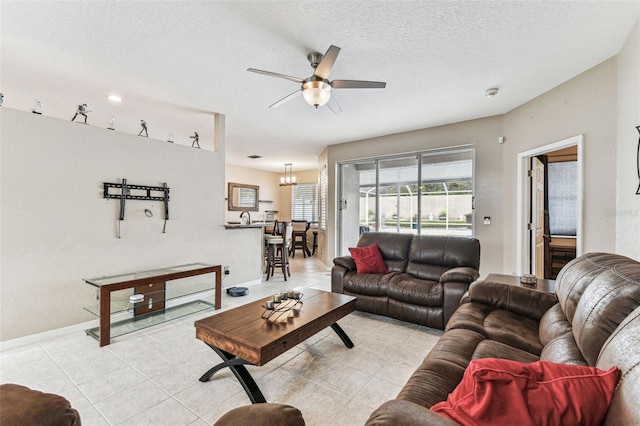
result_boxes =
[2,1,639,172]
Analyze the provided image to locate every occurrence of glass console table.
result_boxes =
[84,263,221,346]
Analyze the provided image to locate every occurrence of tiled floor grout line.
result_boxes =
[1,257,442,425]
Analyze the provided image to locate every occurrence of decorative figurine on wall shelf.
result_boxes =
[138,119,148,137]
[31,100,43,114]
[190,131,200,148]
[167,133,174,143]
[71,103,90,123]
[107,116,116,130]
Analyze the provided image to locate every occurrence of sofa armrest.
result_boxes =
[333,256,356,271]
[440,267,479,284]
[366,400,461,426]
[214,403,305,426]
[332,256,357,294]
[467,280,558,321]
[442,281,472,327]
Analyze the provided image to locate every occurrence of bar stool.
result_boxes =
[312,230,318,255]
[265,222,292,281]
[290,220,310,258]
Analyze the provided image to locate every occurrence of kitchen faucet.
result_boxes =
[240,211,251,225]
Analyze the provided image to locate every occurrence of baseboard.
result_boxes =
[0,278,263,352]
[0,319,100,352]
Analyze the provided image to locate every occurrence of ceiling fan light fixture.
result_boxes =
[302,80,331,108]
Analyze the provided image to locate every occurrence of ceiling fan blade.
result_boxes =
[269,90,302,109]
[331,80,386,89]
[326,94,342,113]
[313,45,341,79]
[247,68,305,84]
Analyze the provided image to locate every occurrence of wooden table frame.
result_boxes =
[86,264,221,346]
[195,290,356,403]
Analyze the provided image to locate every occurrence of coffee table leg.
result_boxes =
[330,323,354,348]
[199,345,267,404]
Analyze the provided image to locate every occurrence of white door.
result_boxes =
[532,157,546,278]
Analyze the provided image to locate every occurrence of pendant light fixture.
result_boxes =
[280,163,297,186]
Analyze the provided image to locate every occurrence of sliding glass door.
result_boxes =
[337,147,474,256]
[338,160,376,256]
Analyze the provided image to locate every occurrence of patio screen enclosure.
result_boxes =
[337,147,474,256]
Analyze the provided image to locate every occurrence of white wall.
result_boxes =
[0,108,261,341]
[324,24,640,275]
[502,58,618,271]
[615,18,640,261]
[224,165,318,223]
[326,116,505,277]
[224,164,282,223]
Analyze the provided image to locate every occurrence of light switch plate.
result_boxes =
[483,217,491,225]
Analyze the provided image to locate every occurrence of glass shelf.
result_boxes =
[83,280,215,317]
[82,262,221,346]
[85,299,215,341]
[84,263,214,287]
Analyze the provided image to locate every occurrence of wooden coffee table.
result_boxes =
[194,289,357,403]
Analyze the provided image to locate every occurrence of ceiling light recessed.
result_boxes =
[484,88,499,98]
[106,94,122,103]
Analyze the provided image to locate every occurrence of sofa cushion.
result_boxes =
[343,271,395,297]
[538,304,573,346]
[539,332,588,365]
[596,306,640,426]
[357,232,413,272]
[405,235,480,281]
[388,274,442,306]
[430,358,619,426]
[446,302,544,356]
[349,243,389,274]
[572,265,640,366]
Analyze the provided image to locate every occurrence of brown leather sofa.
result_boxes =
[0,383,81,425]
[332,233,480,329]
[366,252,640,425]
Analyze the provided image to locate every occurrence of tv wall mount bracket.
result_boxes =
[103,178,170,238]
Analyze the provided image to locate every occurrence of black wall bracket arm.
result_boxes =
[103,179,170,238]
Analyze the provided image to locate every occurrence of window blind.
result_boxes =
[547,161,577,236]
[292,183,318,222]
[320,167,327,231]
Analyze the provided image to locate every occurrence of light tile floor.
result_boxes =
[0,256,442,425]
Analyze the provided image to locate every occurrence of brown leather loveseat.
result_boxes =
[332,232,480,330]
[366,252,640,425]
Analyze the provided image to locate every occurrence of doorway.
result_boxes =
[516,135,583,277]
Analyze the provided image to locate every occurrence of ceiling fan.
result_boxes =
[247,45,386,113]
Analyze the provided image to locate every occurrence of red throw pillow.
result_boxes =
[349,243,389,274]
[431,358,619,426]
